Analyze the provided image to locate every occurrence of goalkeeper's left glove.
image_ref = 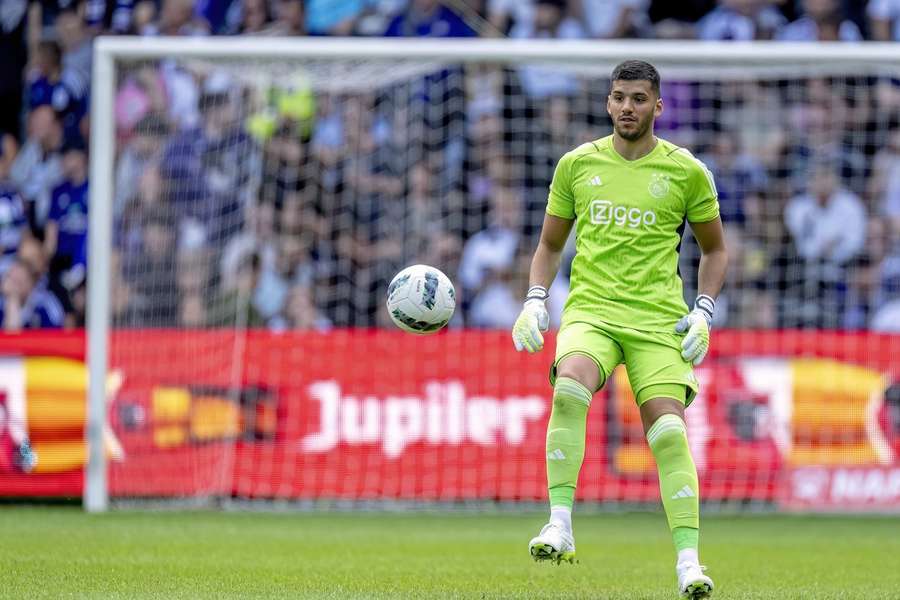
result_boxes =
[674,294,715,366]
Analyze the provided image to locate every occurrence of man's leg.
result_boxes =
[640,394,712,598]
[529,353,601,564]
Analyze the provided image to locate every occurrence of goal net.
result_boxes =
[87,39,900,511]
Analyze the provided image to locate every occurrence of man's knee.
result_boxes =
[556,353,602,393]
[640,396,685,435]
[551,377,593,415]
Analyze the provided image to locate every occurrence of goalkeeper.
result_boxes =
[512,60,727,600]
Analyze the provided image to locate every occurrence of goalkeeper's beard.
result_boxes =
[614,116,653,142]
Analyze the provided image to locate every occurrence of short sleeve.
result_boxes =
[546,151,576,220]
[685,154,720,223]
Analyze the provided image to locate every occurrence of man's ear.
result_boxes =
[655,97,663,118]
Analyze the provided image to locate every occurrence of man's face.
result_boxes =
[62,149,86,181]
[607,80,662,142]
[803,0,838,21]
[3,263,33,300]
[18,239,45,277]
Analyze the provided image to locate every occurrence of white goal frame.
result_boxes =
[86,37,900,512]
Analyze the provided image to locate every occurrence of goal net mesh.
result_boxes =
[103,49,900,510]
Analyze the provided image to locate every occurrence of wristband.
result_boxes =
[525,285,549,302]
[694,294,715,325]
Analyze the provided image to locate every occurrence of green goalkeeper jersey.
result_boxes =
[547,135,720,333]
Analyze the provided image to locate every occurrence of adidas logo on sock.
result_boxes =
[671,485,696,499]
[547,449,567,460]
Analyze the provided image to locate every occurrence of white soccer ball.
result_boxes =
[386,264,456,335]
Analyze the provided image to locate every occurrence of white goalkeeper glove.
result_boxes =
[512,285,550,353]
[674,294,715,366]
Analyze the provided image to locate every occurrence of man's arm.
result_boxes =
[675,217,727,366]
[511,214,574,353]
[691,217,728,300]
[529,213,575,289]
[44,220,59,260]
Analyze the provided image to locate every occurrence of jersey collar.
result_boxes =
[606,135,663,167]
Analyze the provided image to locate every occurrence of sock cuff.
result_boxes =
[646,414,686,447]
[553,377,592,407]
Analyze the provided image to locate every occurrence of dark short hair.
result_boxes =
[611,60,660,95]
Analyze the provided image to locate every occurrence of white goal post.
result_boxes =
[87,37,900,512]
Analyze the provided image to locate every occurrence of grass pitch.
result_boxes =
[2,507,898,599]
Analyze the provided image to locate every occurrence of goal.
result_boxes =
[86,38,900,512]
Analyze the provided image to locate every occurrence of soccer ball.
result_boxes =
[386,265,455,335]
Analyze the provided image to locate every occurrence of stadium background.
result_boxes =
[0,0,898,515]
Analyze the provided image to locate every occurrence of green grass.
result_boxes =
[2,507,899,599]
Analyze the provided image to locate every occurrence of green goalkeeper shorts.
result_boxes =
[550,320,699,407]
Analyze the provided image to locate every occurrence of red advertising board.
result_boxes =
[0,329,897,510]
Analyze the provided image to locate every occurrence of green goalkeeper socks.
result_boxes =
[646,414,700,550]
[546,377,592,510]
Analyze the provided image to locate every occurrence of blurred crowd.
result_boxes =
[0,0,899,332]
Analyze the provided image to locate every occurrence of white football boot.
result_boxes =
[528,523,576,564]
[677,561,714,598]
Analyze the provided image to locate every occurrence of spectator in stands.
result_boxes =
[9,105,64,228]
[17,235,74,326]
[695,0,786,40]
[0,256,65,331]
[459,186,522,326]
[0,133,17,173]
[114,66,170,134]
[784,157,867,327]
[776,0,863,41]
[207,250,266,326]
[871,275,900,331]
[0,0,28,141]
[872,127,900,232]
[160,72,254,250]
[220,200,282,319]
[259,120,313,206]
[463,95,506,228]
[0,138,27,274]
[114,114,168,217]
[121,210,179,325]
[261,0,306,36]
[83,0,136,34]
[575,0,651,39]
[487,0,534,35]
[509,0,586,99]
[236,0,272,33]
[844,256,879,329]
[270,284,332,331]
[179,292,207,328]
[117,164,164,257]
[700,131,768,226]
[44,136,89,290]
[177,247,211,328]
[305,0,368,35]
[145,0,209,35]
[869,0,900,40]
[27,42,63,110]
[384,0,477,37]
[132,1,158,34]
[389,160,462,268]
[54,8,93,139]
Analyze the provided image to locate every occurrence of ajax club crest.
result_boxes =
[648,173,670,198]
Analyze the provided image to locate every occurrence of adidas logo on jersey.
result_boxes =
[588,175,603,186]
[547,448,567,460]
[671,485,696,500]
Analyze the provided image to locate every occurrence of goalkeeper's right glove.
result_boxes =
[512,285,550,353]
